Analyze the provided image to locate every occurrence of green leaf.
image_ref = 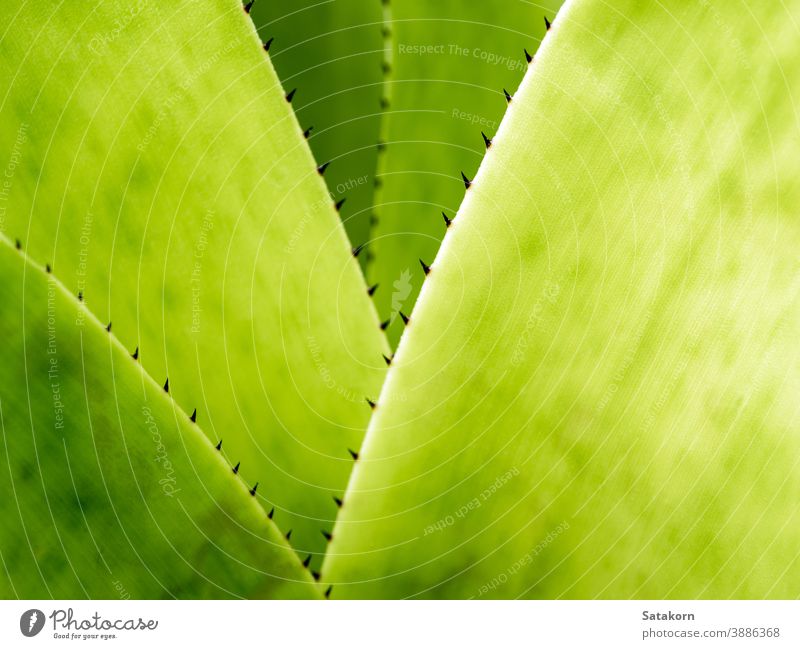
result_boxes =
[0,0,388,564]
[367,0,563,346]
[0,239,317,598]
[250,0,385,251]
[324,0,800,597]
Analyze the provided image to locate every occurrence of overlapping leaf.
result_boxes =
[325,0,800,597]
[367,0,562,346]
[250,0,385,250]
[0,239,317,598]
[0,0,388,567]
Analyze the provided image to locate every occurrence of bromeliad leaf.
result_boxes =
[324,0,800,597]
[0,0,389,566]
[250,0,385,250]
[367,0,563,346]
[0,239,317,598]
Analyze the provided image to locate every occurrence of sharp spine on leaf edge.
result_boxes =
[249,482,258,496]
[419,259,431,275]
[544,16,551,30]
[525,48,533,63]
[215,440,222,451]
[286,88,297,103]
[163,378,169,393]
[317,162,330,175]
[325,585,332,599]
[303,555,312,567]
[442,211,452,228]
[190,409,196,423]
[399,311,409,325]
[366,398,376,409]
[132,346,139,360]
[380,319,389,330]
[263,37,273,52]
[321,530,332,541]
[243,0,254,13]
[504,88,512,103]
[232,461,240,474]
[461,171,471,189]
[368,283,379,296]
[348,448,359,460]
[482,131,492,149]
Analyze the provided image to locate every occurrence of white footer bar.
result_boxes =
[0,600,795,648]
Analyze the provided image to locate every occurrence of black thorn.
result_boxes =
[249,482,258,496]
[419,258,431,275]
[106,322,112,332]
[504,88,512,103]
[399,311,409,325]
[352,242,365,257]
[163,378,169,393]
[45,263,51,273]
[15,239,21,250]
[303,125,314,139]
[317,162,330,175]
[263,37,274,52]
[524,48,532,63]
[348,448,359,460]
[544,16,551,30]
[312,571,321,581]
[335,197,347,212]
[382,354,392,366]
[442,211,452,228]
[303,554,312,567]
[77,290,83,302]
[268,507,274,519]
[285,529,292,540]
[482,131,492,149]
[380,319,390,330]
[285,88,297,103]
[232,461,240,474]
[333,496,343,508]
[461,171,471,189]
[366,398,376,409]
[243,0,254,13]
[215,439,222,451]
[321,530,332,541]
[324,585,332,598]
[190,408,197,423]
[368,283,379,296]
[132,346,139,360]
